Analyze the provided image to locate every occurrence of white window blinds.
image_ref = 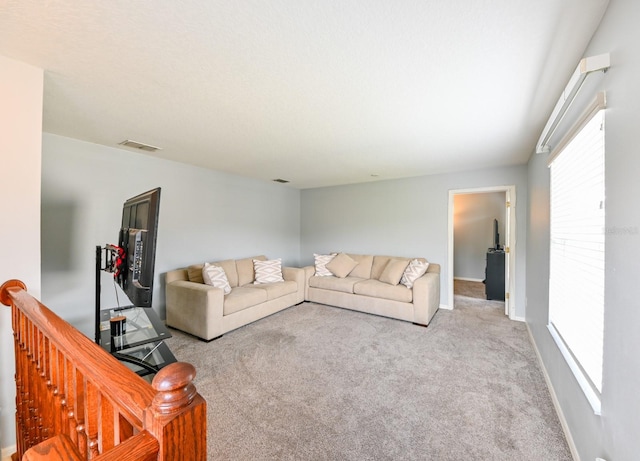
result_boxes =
[548,107,605,406]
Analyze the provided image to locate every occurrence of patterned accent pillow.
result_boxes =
[325,252,359,278]
[314,253,336,277]
[400,259,430,289]
[202,263,232,294]
[253,259,285,284]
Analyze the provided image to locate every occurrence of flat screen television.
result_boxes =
[493,218,500,251]
[114,187,161,307]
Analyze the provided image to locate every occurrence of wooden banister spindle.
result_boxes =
[74,367,88,456]
[84,379,100,458]
[42,335,54,442]
[57,351,70,447]
[50,344,62,436]
[27,320,38,445]
[98,393,115,453]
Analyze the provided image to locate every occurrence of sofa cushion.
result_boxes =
[223,286,268,315]
[250,280,299,300]
[314,253,336,276]
[400,258,430,289]
[347,254,374,279]
[308,275,364,294]
[236,255,266,286]
[371,256,409,280]
[214,259,239,288]
[353,279,413,303]
[202,263,232,294]
[379,258,411,286]
[326,252,358,278]
[254,258,285,284]
[187,264,205,284]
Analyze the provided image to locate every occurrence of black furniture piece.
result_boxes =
[485,250,505,301]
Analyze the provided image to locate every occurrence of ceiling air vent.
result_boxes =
[272,179,290,184]
[119,140,162,152]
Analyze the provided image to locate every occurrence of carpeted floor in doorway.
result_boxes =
[454,279,488,300]
[165,299,571,461]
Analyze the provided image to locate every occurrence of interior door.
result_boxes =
[504,190,511,316]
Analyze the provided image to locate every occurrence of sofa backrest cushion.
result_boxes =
[186,260,239,287]
[379,258,411,286]
[214,259,239,288]
[371,256,403,280]
[347,254,374,279]
[237,255,266,286]
[187,264,205,283]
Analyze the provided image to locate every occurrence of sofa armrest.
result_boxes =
[282,266,305,303]
[166,280,225,340]
[302,266,316,300]
[411,272,440,326]
[165,268,188,285]
[282,266,303,283]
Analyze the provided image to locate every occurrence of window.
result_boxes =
[548,101,605,414]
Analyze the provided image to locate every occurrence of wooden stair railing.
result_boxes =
[0,280,206,461]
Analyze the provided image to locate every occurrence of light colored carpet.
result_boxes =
[165,299,570,460]
[454,279,489,300]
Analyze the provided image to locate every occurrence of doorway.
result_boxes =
[447,186,516,319]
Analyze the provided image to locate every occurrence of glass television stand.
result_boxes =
[99,306,176,378]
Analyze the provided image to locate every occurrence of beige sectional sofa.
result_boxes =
[165,253,440,341]
[165,255,304,340]
[304,253,440,326]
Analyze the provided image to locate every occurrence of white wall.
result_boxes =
[526,0,640,459]
[300,165,527,316]
[454,192,505,280]
[0,56,43,456]
[41,133,301,336]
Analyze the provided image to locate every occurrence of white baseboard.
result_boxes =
[526,324,580,461]
[1,445,16,461]
[512,314,526,322]
[439,303,452,310]
[454,277,484,283]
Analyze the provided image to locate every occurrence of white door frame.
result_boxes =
[447,185,517,319]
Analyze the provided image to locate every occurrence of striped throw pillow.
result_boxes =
[400,259,430,289]
[253,259,285,284]
[314,253,336,277]
[202,263,232,294]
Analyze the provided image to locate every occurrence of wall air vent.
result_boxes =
[272,179,290,184]
[119,140,162,152]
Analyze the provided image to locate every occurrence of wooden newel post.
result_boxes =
[152,362,198,414]
[146,362,207,460]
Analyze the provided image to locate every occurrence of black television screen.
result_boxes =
[115,187,161,307]
[494,218,500,251]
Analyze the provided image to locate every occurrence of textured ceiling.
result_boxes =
[0,0,609,188]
